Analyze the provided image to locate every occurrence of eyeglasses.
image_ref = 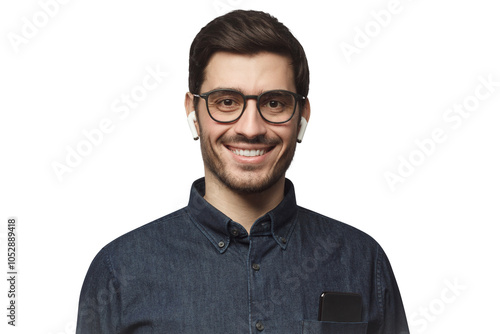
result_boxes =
[193,89,306,124]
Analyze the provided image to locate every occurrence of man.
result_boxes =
[77,10,409,333]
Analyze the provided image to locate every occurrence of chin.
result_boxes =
[224,175,279,194]
[211,162,291,194]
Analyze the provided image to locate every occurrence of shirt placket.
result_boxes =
[247,221,275,333]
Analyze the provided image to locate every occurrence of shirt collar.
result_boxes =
[187,178,298,253]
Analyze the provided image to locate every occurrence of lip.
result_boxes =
[225,144,275,163]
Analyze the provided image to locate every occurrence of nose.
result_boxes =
[232,99,267,139]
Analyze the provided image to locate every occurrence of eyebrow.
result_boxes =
[208,87,273,95]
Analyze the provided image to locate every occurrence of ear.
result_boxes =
[185,92,200,140]
[184,92,196,118]
[297,98,311,143]
[301,98,311,123]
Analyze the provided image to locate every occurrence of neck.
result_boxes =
[203,172,286,232]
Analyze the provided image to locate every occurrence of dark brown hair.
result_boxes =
[188,10,309,101]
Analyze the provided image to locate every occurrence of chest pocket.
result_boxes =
[301,320,368,334]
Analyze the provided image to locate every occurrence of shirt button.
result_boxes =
[218,241,225,248]
[252,263,260,271]
[280,237,287,244]
[231,228,239,236]
[256,321,264,331]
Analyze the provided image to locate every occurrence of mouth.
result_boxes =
[225,145,275,158]
[230,148,268,157]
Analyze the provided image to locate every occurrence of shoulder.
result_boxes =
[90,207,190,266]
[296,206,381,250]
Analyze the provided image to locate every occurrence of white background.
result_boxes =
[1,0,499,333]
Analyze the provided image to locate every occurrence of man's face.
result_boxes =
[186,51,309,194]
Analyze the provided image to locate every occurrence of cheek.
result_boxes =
[198,113,225,139]
[203,124,232,146]
[276,125,298,146]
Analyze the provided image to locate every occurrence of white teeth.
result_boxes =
[232,149,266,157]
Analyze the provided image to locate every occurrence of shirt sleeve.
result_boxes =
[76,246,122,334]
[375,245,410,334]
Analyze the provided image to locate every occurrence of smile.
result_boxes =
[225,145,274,158]
[231,149,267,157]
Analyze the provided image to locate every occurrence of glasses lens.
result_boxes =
[259,91,296,123]
[207,90,244,122]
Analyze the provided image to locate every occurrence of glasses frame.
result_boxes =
[193,89,306,124]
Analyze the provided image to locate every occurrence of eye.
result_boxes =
[213,96,242,112]
[207,90,243,112]
[221,99,236,106]
[265,100,283,109]
[215,98,240,112]
[261,94,290,112]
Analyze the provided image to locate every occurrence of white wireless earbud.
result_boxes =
[297,116,308,143]
[187,111,199,140]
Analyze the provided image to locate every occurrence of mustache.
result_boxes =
[222,134,281,146]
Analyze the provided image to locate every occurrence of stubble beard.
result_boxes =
[200,132,297,194]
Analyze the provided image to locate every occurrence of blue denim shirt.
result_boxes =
[77,178,409,333]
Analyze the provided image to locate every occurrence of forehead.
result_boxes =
[202,51,296,93]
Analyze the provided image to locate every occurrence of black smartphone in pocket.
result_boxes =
[318,292,362,322]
